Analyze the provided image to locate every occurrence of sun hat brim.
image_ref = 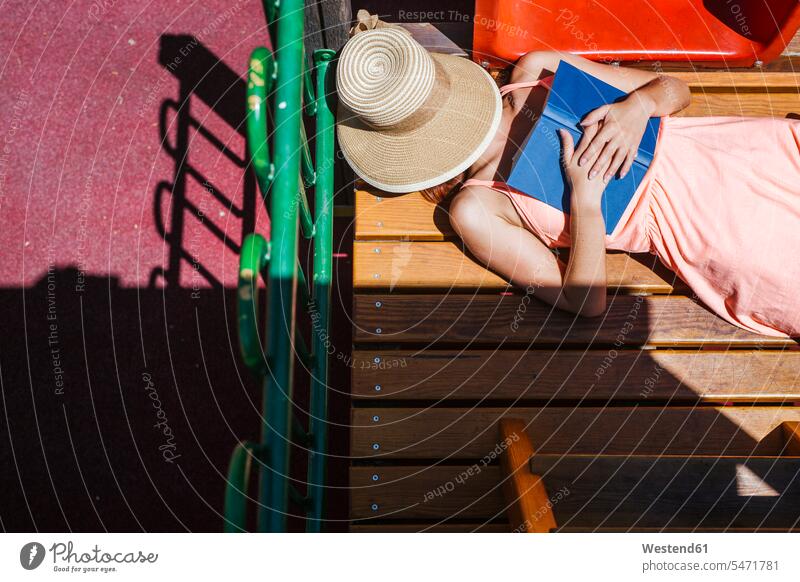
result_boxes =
[336,53,502,193]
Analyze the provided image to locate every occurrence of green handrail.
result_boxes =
[260,0,304,534]
[246,48,275,199]
[237,234,270,375]
[225,0,336,533]
[307,48,335,532]
[303,50,318,117]
[223,441,260,532]
[297,178,315,238]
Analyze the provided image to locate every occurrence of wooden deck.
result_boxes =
[349,39,800,533]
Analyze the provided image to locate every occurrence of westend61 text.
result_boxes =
[643,543,708,554]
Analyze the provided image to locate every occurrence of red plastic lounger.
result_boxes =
[474,0,800,67]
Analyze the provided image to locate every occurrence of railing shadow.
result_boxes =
[152,35,258,289]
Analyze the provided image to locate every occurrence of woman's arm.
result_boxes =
[514,51,691,181]
[557,125,609,317]
[451,182,605,318]
[514,50,690,107]
[453,122,609,319]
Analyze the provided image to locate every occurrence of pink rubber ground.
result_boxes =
[1,0,353,531]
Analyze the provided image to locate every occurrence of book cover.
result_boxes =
[506,60,661,235]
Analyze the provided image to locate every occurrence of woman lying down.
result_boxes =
[335,20,800,339]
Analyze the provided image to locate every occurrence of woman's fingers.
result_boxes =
[580,104,610,127]
[574,122,599,162]
[557,129,575,166]
[579,122,616,167]
[620,151,635,179]
[589,138,620,180]
[604,147,628,182]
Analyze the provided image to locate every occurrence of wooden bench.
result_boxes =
[349,48,800,532]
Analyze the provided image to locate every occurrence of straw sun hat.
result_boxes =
[336,17,502,193]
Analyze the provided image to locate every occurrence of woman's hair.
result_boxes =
[419,171,466,204]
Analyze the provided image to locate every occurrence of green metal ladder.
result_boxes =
[223,0,336,533]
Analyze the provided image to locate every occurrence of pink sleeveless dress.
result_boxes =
[465,78,800,338]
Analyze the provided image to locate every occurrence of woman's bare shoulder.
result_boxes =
[509,50,561,84]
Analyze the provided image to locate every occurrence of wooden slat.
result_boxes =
[639,55,800,73]
[499,418,556,532]
[632,27,800,74]
[531,455,800,529]
[671,71,800,89]
[784,421,800,455]
[350,465,503,520]
[758,56,800,72]
[304,0,351,53]
[354,239,509,289]
[355,189,446,240]
[679,92,800,117]
[353,457,800,527]
[352,407,800,459]
[354,241,677,293]
[352,349,800,401]
[353,294,792,347]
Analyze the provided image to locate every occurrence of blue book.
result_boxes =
[506,60,661,235]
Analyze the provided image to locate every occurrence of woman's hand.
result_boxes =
[558,128,607,211]
[576,95,654,182]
